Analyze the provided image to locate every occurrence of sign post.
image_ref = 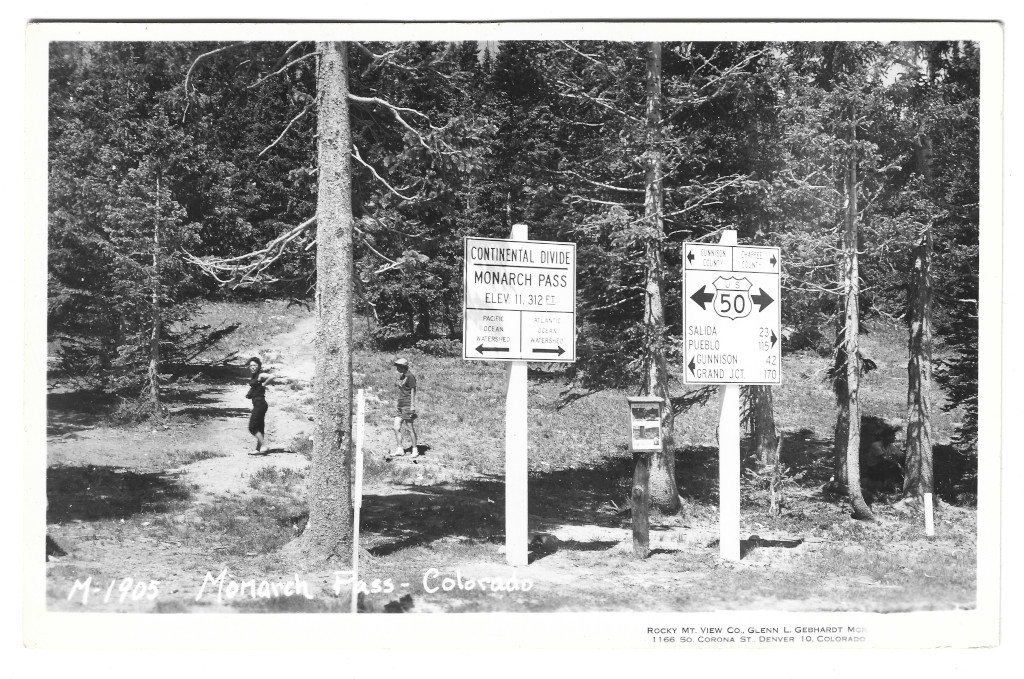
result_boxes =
[626,396,665,558]
[351,388,365,613]
[506,223,529,567]
[682,230,781,561]
[924,492,935,537]
[464,226,577,567]
[718,373,741,561]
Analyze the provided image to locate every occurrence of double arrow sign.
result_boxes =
[475,344,566,356]
[686,251,777,267]
[690,285,775,312]
[682,242,782,386]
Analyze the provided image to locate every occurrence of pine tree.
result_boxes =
[49,43,213,403]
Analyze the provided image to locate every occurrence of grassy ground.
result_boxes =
[45,301,976,614]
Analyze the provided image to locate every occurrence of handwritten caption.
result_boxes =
[66,568,534,606]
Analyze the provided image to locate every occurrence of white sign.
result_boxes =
[463,237,576,362]
[682,242,781,385]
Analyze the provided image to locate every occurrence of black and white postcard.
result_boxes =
[23,19,1005,655]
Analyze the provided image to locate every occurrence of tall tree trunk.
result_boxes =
[832,342,850,489]
[745,385,779,466]
[641,42,680,514]
[148,172,161,415]
[291,41,354,564]
[904,131,935,498]
[842,130,873,520]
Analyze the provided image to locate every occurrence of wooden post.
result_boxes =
[717,229,741,561]
[632,451,651,558]
[505,223,529,567]
[351,389,365,613]
[626,396,663,559]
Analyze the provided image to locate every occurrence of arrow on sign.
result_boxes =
[750,288,774,311]
[771,330,778,349]
[688,357,696,376]
[770,254,777,267]
[475,344,509,354]
[687,251,695,264]
[690,285,715,310]
[532,346,566,356]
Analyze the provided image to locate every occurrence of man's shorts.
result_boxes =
[396,406,417,422]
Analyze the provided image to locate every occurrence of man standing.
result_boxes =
[392,357,420,457]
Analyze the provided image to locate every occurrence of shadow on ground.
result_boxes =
[47,465,193,523]
[360,425,975,557]
[46,392,117,437]
[165,362,249,386]
[362,444,727,557]
[739,536,804,558]
[46,363,249,437]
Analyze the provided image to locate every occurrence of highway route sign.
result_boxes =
[463,236,576,362]
[682,242,781,385]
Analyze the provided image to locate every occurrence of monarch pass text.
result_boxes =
[473,270,568,287]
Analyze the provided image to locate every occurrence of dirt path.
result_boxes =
[47,315,319,497]
[178,315,317,498]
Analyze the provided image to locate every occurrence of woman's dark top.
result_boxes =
[246,372,266,400]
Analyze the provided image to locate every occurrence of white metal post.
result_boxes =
[924,492,935,536]
[351,389,365,613]
[717,229,741,561]
[718,384,741,561]
[505,223,529,567]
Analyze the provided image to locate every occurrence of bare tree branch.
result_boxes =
[557,41,616,76]
[664,174,749,218]
[559,169,644,194]
[358,235,399,267]
[182,216,316,287]
[259,105,312,157]
[665,48,768,119]
[182,42,253,120]
[249,52,317,90]
[351,145,417,201]
[552,81,643,124]
[276,41,306,67]
[782,271,844,296]
[358,215,427,239]
[347,94,437,149]
[586,294,642,314]
[568,195,644,207]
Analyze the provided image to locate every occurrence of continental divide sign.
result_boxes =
[463,237,576,362]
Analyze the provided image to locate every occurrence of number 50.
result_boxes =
[718,292,746,314]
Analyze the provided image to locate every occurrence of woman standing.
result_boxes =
[391,357,420,457]
[245,356,275,455]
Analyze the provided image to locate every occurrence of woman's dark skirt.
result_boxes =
[249,397,268,435]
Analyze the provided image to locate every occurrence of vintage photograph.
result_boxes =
[25,21,1002,649]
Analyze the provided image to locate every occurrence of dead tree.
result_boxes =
[183,42,445,565]
[903,129,935,501]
